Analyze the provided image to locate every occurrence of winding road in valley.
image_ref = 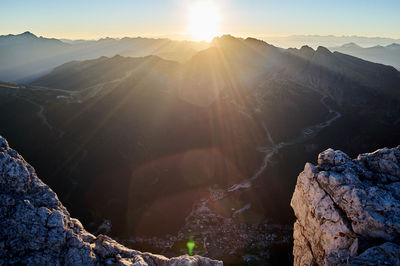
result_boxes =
[132,88,343,257]
[228,91,341,194]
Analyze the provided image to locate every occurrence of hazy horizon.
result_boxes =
[4,30,400,42]
[3,30,400,50]
[1,0,400,41]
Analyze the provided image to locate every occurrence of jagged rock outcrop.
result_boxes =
[291,146,400,265]
[0,136,222,265]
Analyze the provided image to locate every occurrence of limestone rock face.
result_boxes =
[0,136,222,265]
[291,146,400,265]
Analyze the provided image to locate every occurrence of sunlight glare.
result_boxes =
[187,1,221,42]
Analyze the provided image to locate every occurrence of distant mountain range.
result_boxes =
[262,34,400,48]
[2,32,400,83]
[1,34,399,264]
[0,31,208,82]
[329,42,400,70]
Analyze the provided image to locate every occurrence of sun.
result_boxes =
[187,1,221,42]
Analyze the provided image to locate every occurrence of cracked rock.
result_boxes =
[0,135,222,265]
[291,146,400,265]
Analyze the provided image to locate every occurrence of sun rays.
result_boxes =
[187,1,221,42]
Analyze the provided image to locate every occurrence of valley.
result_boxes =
[0,35,399,265]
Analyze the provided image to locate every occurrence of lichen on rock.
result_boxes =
[291,146,400,265]
[0,135,222,265]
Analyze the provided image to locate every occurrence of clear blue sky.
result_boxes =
[1,0,399,39]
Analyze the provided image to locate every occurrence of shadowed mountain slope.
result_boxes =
[1,35,400,264]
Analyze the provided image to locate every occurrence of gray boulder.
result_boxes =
[291,146,400,265]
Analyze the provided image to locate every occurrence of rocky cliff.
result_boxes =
[0,136,222,265]
[291,146,400,265]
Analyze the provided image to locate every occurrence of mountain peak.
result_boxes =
[211,34,241,44]
[316,46,331,54]
[245,37,266,44]
[387,43,400,49]
[341,42,361,48]
[20,31,37,38]
[300,45,314,52]
[98,37,115,42]
[298,45,315,58]
[211,35,275,52]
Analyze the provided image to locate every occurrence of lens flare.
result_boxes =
[187,1,221,41]
[186,237,195,255]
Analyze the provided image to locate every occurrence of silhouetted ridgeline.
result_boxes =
[0,32,208,82]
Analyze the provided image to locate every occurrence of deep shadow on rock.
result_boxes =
[291,146,400,265]
[0,135,222,265]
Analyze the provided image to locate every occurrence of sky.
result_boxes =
[1,0,399,40]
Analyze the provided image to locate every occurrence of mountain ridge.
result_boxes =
[0,32,208,82]
[1,34,400,264]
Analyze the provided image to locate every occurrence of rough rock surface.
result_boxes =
[291,146,400,265]
[0,136,222,265]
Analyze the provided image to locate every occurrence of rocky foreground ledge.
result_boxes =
[0,136,222,265]
[291,146,400,265]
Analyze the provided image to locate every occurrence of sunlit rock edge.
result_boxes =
[291,145,400,265]
[0,135,222,265]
